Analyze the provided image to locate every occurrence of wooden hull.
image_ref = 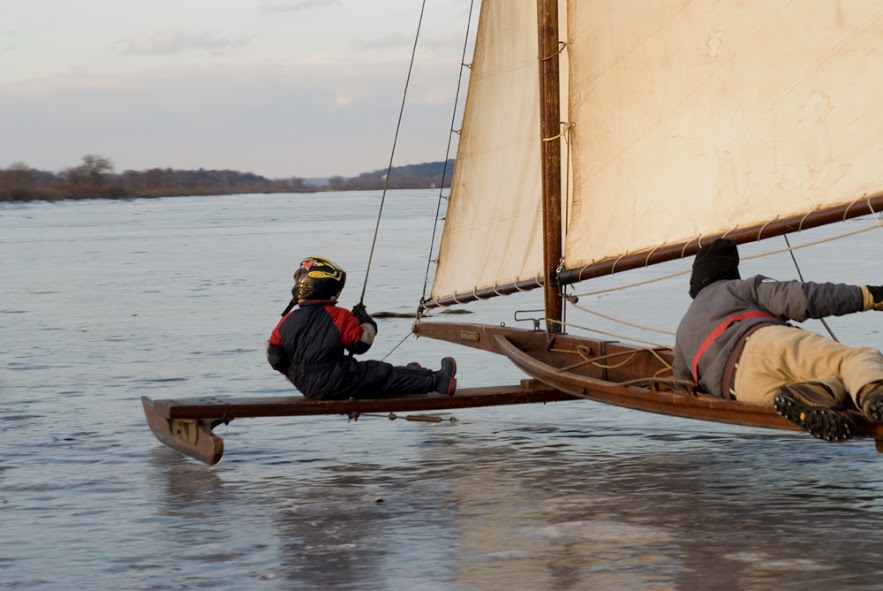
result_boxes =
[142,383,577,464]
[413,321,883,449]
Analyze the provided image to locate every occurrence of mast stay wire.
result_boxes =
[364,0,476,363]
[419,0,477,315]
[783,234,838,342]
[357,0,428,307]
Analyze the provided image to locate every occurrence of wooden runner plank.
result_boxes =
[142,381,580,465]
[148,381,579,420]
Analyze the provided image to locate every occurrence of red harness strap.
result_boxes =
[691,310,777,383]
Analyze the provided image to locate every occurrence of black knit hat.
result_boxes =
[689,238,740,298]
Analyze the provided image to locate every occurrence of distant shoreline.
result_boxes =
[0,156,454,203]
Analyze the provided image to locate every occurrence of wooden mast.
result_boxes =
[537,0,564,333]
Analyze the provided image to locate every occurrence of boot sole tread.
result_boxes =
[774,393,855,442]
[865,399,883,423]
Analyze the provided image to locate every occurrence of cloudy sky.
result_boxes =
[0,0,475,178]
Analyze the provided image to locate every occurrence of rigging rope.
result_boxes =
[362,0,475,362]
[558,120,574,330]
[554,318,673,350]
[783,234,838,342]
[357,0,428,307]
[564,302,676,337]
[379,330,416,363]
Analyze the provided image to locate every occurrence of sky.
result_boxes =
[0,0,476,178]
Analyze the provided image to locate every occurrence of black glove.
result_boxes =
[865,285,883,311]
[352,303,377,328]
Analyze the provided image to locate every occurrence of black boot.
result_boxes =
[773,381,855,442]
[433,357,457,396]
[860,383,883,423]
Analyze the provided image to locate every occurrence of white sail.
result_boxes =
[432,0,883,303]
[430,0,545,302]
[565,0,883,270]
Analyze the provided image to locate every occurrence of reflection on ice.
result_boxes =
[530,519,673,544]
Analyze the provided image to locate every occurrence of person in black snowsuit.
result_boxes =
[673,238,883,442]
[266,256,457,400]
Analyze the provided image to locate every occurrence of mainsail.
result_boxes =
[430,0,883,307]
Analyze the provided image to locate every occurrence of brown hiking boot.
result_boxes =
[860,383,883,423]
[773,381,855,442]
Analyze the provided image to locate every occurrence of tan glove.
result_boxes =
[861,285,883,311]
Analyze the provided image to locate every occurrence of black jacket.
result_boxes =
[267,300,375,398]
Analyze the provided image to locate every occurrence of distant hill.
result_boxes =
[323,160,455,191]
[0,156,456,202]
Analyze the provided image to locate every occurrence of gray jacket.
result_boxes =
[672,276,864,397]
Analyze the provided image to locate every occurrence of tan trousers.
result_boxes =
[733,325,883,406]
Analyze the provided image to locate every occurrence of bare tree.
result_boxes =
[62,154,114,187]
[0,161,37,186]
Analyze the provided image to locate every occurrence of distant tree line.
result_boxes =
[0,155,455,202]
[325,160,455,191]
